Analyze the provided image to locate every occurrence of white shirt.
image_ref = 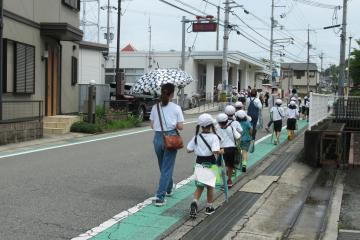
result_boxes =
[150,102,184,131]
[246,97,262,110]
[216,125,241,148]
[270,106,285,121]
[286,107,299,119]
[187,133,220,157]
[228,118,243,133]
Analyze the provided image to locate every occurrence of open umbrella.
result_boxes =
[131,68,193,94]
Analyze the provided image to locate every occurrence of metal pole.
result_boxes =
[180,16,186,108]
[83,1,86,39]
[338,0,348,96]
[222,0,230,93]
[0,0,3,120]
[270,0,275,87]
[306,25,310,95]
[216,5,220,51]
[97,0,100,42]
[148,17,152,69]
[347,36,352,87]
[106,0,111,49]
[115,0,123,97]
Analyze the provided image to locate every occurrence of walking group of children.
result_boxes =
[186,104,253,218]
[270,97,300,145]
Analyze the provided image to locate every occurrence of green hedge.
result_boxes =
[70,121,102,134]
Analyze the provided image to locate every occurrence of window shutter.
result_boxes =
[25,46,35,93]
[71,56,78,86]
[15,43,26,93]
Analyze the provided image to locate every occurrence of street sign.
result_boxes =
[192,22,217,32]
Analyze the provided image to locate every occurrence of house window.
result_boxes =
[294,70,304,80]
[309,71,315,78]
[62,0,80,11]
[124,68,144,84]
[71,56,78,86]
[2,40,36,94]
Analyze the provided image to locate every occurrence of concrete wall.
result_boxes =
[0,121,43,145]
[79,48,105,84]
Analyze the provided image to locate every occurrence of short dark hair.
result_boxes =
[160,83,175,106]
[250,89,257,97]
[292,88,297,94]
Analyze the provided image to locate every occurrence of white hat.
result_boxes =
[224,105,236,115]
[298,97,302,99]
[304,96,308,99]
[216,113,228,123]
[290,97,297,101]
[276,99,282,105]
[197,113,214,127]
[290,100,296,106]
[235,110,247,119]
[234,101,243,108]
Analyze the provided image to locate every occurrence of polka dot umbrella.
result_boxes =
[131,68,193,94]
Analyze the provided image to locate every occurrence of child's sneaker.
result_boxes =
[190,201,198,218]
[166,184,176,197]
[265,127,270,133]
[205,206,215,215]
[227,179,233,188]
[154,198,166,207]
[242,166,247,172]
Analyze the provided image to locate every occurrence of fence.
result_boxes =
[0,100,43,123]
[308,93,334,130]
[79,84,110,113]
[333,96,360,130]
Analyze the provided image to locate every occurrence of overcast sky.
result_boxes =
[81,0,360,69]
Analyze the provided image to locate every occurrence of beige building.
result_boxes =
[280,63,319,95]
[2,0,83,115]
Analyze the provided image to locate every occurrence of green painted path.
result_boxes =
[89,120,308,240]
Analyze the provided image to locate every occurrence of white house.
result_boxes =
[78,41,108,84]
[105,46,270,100]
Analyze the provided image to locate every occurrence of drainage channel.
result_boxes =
[283,167,336,240]
[182,152,297,240]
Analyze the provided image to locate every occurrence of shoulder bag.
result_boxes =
[157,103,183,150]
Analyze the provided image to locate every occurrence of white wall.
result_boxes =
[79,48,105,84]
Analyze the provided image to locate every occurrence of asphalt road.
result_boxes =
[0,111,272,240]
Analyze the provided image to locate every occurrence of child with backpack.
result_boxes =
[286,100,299,140]
[216,113,241,188]
[187,113,222,217]
[235,110,253,173]
[270,99,285,145]
[225,105,243,134]
[246,89,262,140]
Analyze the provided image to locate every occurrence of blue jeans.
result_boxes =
[153,131,178,200]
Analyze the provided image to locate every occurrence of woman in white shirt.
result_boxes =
[216,113,241,188]
[150,83,184,206]
[270,99,285,145]
[286,100,299,141]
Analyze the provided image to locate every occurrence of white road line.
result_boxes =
[0,120,198,160]
[71,129,278,240]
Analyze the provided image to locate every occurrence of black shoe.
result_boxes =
[242,166,247,172]
[205,206,215,215]
[190,201,198,218]
[154,198,166,207]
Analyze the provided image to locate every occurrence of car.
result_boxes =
[109,82,157,121]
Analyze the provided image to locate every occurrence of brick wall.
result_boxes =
[0,120,43,145]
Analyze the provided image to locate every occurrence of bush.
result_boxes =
[103,115,141,130]
[220,92,227,102]
[350,88,360,96]
[70,121,102,134]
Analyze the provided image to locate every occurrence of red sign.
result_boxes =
[192,22,217,32]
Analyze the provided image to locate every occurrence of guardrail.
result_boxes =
[0,100,43,123]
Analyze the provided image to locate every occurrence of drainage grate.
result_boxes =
[338,229,360,240]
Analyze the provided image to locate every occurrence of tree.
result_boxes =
[350,39,360,86]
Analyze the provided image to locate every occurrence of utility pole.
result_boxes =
[148,17,152,69]
[222,0,230,92]
[180,16,188,108]
[216,5,220,51]
[0,0,3,120]
[306,25,310,95]
[269,0,275,87]
[106,0,111,49]
[115,0,123,97]
[83,1,87,39]
[338,0,348,96]
[347,36,352,87]
[320,52,324,89]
